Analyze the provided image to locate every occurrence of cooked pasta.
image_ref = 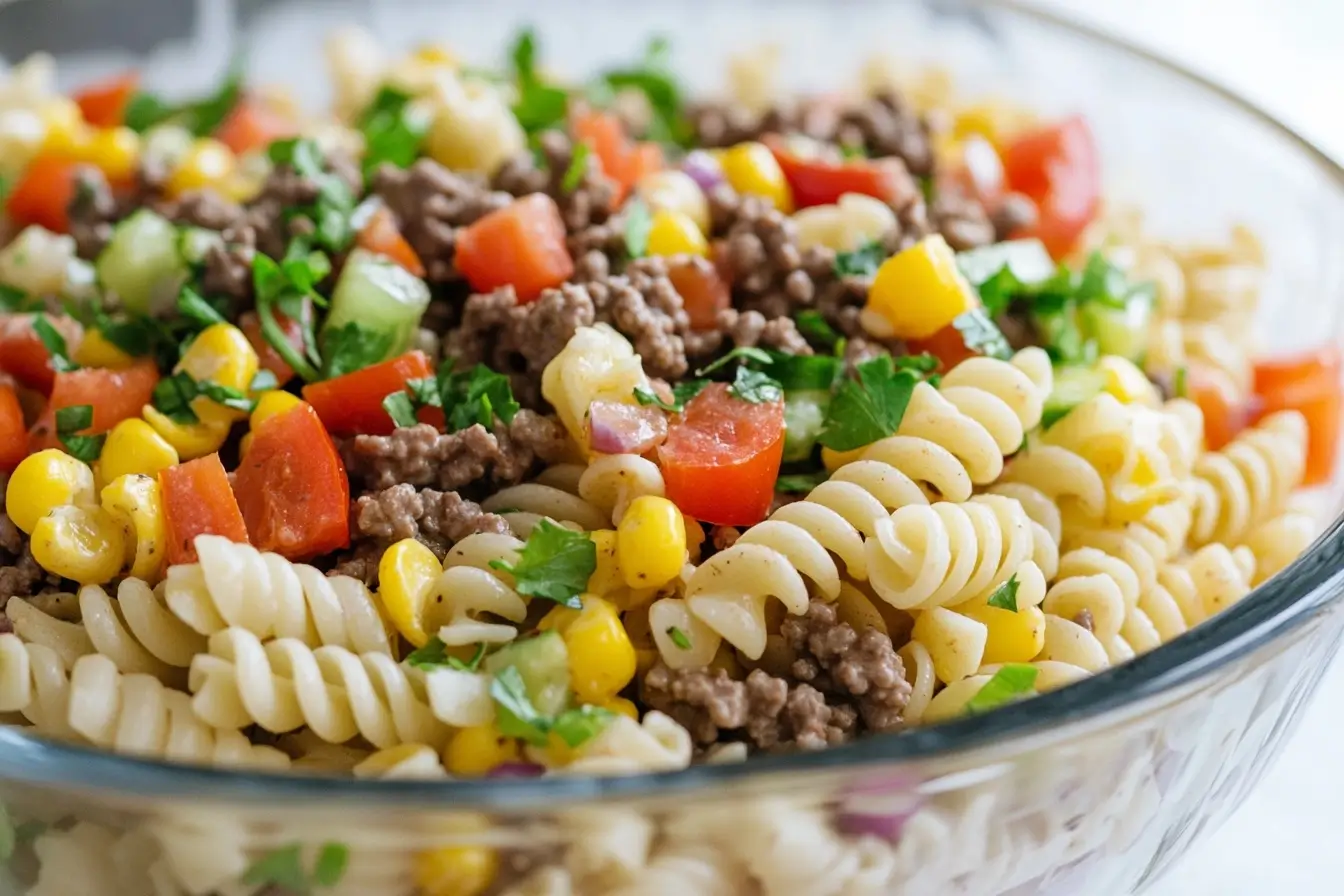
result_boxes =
[352,743,447,779]
[576,453,668,525]
[560,711,693,775]
[0,633,78,738]
[430,532,530,646]
[1190,410,1309,546]
[541,324,653,455]
[482,465,611,535]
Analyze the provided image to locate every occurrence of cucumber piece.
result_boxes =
[177,226,225,267]
[321,248,431,360]
[95,209,188,314]
[956,238,1055,287]
[1043,365,1108,428]
[783,389,830,462]
[1079,295,1153,363]
[485,631,571,719]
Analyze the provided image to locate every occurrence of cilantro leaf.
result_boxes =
[196,380,255,414]
[965,664,1039,714]
[253,252,322,382]
[434,363,521,432]
[551,705,616,748]
[357,86,429,177]
[817,355,919,451]
[54,405,93,434]
[54,404,104,462]
[597,36,691,147]
[265,140,355,254]
[633,379,708,414]
[0,285,39,313]
[985,574,1020,612]
[489,519,595,608]
[892,353,940,374]
[509,28,570,135]
[666,626,692,650]
[623,198,653,258]
[124,63,243,136]
[382,391,419,428]
[952,309,1012,361]
[728,365,783,404]
[833,240,887,278]
[312,843,349,888]
[319,321,394,380]
[775,470,830,493]
[794,310,842,351]
[561,142,591,193]
[151,372,201,424]
[490,665,551,745]
[695,346,773,377]
[765,350,842,392]
[405,637,463,671]
[32,316,77,372]
[176,284,229,329]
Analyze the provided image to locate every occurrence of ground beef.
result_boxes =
[163,189,249,233]
[341,411,570,493]
[990,192,1039,242]
[325,541,383,587]
[374,159,512,283]
[714,308,812,356]
[930,190,996,252]
[199,236,257,309]
[835,91,937,178]
[686,98,838,149]
[709,526,741,552]
[244,148,362,260]
[0,475,60,609]
[493,130,618,233]
[66,166,126,259]
[352,483,512,558]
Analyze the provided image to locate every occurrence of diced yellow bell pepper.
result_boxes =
[616,496,686,589]
[442,724,521,777]
[73,328,137,370]
[539,596,637,704]
[165,138,238,198]
[5,449,97,535]
[961,604,1046,665]
[415,844,498,896]
[645,209,709,257]
[141,406,231,460]
[866,235,978,340]
[81,127,141,183]
[99,418,180,484]
[101,473,167,582]
[378,538,442,647]
[720,141,793,213]
[38,98,90,157]
[30,504,128,585]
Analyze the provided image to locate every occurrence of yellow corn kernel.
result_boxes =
[81,127,141,183]
[636,169,710,234]
[99,418,180,484]
[378,538,441,647]
[951,103,1020,154]
[5,449,97,535]
[39,97,90,157]
[822,444,867,472]
[72,328,137,370]
[540,596,637,704]
[720,141,793,213]
[101,473,167,582]
[961,604,1046,665]
[175,322,260,426]
[443,724,521,777]
[600,695,639,720]
[867,235,978,340]
[30,504,128,585]
[141,406,231,460]
[586,529,623,596]
[645,209,709,258]
[166,138,238,198]
[1100,356,1159,406]
[415,845,498,896]
[616,496,686,589]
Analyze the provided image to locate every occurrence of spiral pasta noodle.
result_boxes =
[0,633,77,738]
[1159,543,1256,628]
[188,627,450,749]
[542,324,654,455]
[605,844,747,896]
[164,535,391,656]
[558,711,693,775]
[353,743,447,779]
[65,653,291,769]
[1241,510,1317,586]
[482,464,611,535]
[576,453,667,525]
[429,532,530,646]
[1190,410,1308,547]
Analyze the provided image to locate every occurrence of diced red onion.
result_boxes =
[588,400,669,455]
[836,773,925,842]
[681,150,725,193]
[486,762,546,779]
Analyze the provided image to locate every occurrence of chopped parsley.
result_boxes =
[1173,365,1189,399]
[509,29,570,135]
[175,284,229,330]
[490,666,615,748]
[405,638,486,672]
[633,379,708,413]
[964,664,1039,714]
[32,316,77,372]
[985,574,1020,612]
[794,310,843,352]
[561,142,591,193]
[952,309,1012,361]
[381,390,419,428]
[892,353,940,375]
[54,405,105,463]
[401,363,521,432]
[666,626,692,650]
[728,364,783,404]
[833,239,887,279]
[762,349,842,393]
[597,36,691,147]
[357,86,429,177]
[623,198,653,258]
[252,248,328,382]
[550,704,617,747]
[123,63,243,135]
[695,346,773,377]
[151,371,255,425]
[319,322,393,381]
[0,285,39,313]
[817,354,920,451]
[775,469,830,493]
[266,139,356,253]
[489,519,596,608]
[241,842,349,892]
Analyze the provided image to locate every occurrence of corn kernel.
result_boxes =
[961,604,1046,665]
[175,322,260,426]
[600,695,639,720]
[415,844,498,896]
[443,724,521,777]
[645,209,708,258]
[166,138,238,198]
[141,406,231,460]
[39,98,90,157]
[378,538,441,647]
[586,529,623,597]
[616,496,686,589]
[72,328,137,370]
[540,596,637,703]
[5,449,96,535]
[720,141,793,213]
[99,418,180,483]
[30,504,127,585]
[636,170,710,234]
[867,235,977,340]
[82,127,141,183]
[101,473,167,582]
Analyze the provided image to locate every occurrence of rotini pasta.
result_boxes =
[0,633,78,738]
[430,532,529,646]
[542,324,653,455]
[1240,510,1317,586]
[1190,410,1308,546]
[576,453,667,525]
[559,711,693,775]
[352,743,448,779]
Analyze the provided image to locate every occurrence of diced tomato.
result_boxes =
[4,156,82,234]
[214,98,298,155]
[571,110,663,204]
[356,206,427,278]
[764,135,919,209]
[1001,115,1100,259]
[27,359,160,451]
[73,72,140,128]
[455,194,574,303]
[240,304,309,387]
[231,402,350,560]
[658,383,786,526]
[1253,346,1342,485]
[1187,365,1257,452]
[0,385,26,471]
[907,322,983,372]
[667,259,731,331]
[160,454,250,566]
[302,350,434,437]
[0,314,84,394]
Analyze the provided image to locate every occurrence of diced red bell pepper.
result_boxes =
[764,135,919,209]
[240,304,309,387]
[1253,345,1342,485]
[214,98,298,155]
[0,313,84,394]
[4,155,82,234]
[356,206,427,278]
[1187,365,1258,452]
[27,359,160,451]
[73,72,140,128]
[160,453,250,566]
[571,110,663,204]
[231,402,350,560]
[1001,115,1100,260]
[302,350,435,437]
[455,194,574,303]
[658,383,786,526]
[0,385,26,472]
[667,258,731,331]
[907,322,983,372]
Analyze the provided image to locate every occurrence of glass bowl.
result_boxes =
[1,1,1343,894]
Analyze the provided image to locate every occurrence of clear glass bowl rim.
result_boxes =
[2,0,1343,811]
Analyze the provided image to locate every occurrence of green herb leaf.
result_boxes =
[490,665,551,746]
[623,198,653,258]
[32,316,77,372]
[666,626,692,650]
[728,365,783,404]
[319,321,395,380]
[312,843,349,888]
[241,844,310,891]
[53,405,106,462]
[1173,365,1189,399]
[561,142,591,193]
[55,404,94,434]
[0,285,40,313]
[404,637,452,670]
[985,574,1020,612]
[965,663,1039,714]
[124,62,243,135]
[152,372,201,424]
[833,240,887,279]
[775,469,830,493]
[196,380,256,414]
[817,355,920,451]
[357,86,429,176]
[551,705,616,748]
[509,28,571,135]
[632,379,708,414]
[794,310,842,351]
[598,36,690,147]
[250,369,280,392]
[434,363,521,432]
[266,140,356,254]
[0,173,11,208]
[695,345,773,377]
[951,309,1012,361]
[176,284,229,329]
[59,434,105,463]
[764,350,842,393]
[489,519,595,608]
[381,390,420,428]
[839,143,868,160]
[253,253,321,382]
[892,353,940,374]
